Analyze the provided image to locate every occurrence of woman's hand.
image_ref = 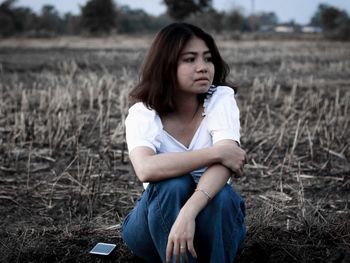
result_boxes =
[213,140,247,177]
[166,210,198,263]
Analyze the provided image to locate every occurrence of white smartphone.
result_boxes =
[89,242,117,256]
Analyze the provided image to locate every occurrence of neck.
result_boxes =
[174,94,200,118]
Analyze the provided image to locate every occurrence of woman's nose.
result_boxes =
[196,59,208,73]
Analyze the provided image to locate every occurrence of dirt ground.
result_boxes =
[0,36,349,262]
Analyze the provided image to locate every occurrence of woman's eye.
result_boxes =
[184,57,195,62]
[205,56,212,62]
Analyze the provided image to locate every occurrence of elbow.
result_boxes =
[134,164,153,183]
[137,172,151,183]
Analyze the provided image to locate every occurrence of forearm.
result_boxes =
[130,147,221,182]
[179,164,231,219]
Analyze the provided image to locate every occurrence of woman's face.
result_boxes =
[176,37,215,96]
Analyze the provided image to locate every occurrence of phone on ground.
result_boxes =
[89,242,117,256]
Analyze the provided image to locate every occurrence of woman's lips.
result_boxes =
[195,78,209,83]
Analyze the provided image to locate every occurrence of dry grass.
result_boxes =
[0,37,349,262]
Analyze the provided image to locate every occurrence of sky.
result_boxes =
[8,0,350,25]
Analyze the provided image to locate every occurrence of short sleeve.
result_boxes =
[125,103,161,153]
[206,86,240,144]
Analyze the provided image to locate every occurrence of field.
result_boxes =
[0,35,349,262]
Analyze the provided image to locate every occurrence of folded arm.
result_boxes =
[128,140,244,183]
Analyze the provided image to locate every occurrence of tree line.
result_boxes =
[0,0,349,40]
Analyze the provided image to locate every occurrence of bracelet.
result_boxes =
[195,188,212,202]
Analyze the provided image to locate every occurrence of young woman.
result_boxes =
[122,23,246,263]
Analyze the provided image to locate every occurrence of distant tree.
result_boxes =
[311,4,350,40]
[224,10,244,31]
[1,0,69,37]
[63,13,81,35]
[163,0,212,21]
[203,9,222,33]
[117,6,170,33]
[37,5,63,34]
[81,0,117,34]
[186,9,222,33]
[310,4,328,27]
[259,12,278,26]
[117,6,151,33]
[0,0,16,36]
[13,7,38,32]
[0,0,43,37]
[149,14,173,32]
[321,6,348,31]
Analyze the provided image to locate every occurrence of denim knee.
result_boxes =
[211,184,245,221]
[195,185,246,262]
[121,193,162,262]
[148,174,195,205]
[213,185,246,247]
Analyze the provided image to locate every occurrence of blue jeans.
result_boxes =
[122,174,246,263]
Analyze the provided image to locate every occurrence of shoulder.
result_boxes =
[208,86,235,104]
[205,86,241,144]
[204,86,236,113]
[215,85,235,96]
[126,102,158,126]
[127,102,156,119]
[128,102,155,115]
[125,102,162,140]
[125,103,161,153]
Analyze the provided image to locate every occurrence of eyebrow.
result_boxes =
[181,50,211,56]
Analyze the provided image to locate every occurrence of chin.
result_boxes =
[199,84,211,92]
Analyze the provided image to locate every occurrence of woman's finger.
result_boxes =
[166,240,173,263]
[180,243,187,262]
[173,242,181,263]
[187,239,197,259]
[180,243,187,255]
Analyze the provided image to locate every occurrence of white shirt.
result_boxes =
[125,86,240,189]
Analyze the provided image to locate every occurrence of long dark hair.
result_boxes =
[129,22,236,114]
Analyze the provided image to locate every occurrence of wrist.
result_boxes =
[211,146,222,164]
[180,189,209,219]
[179,204,198,220]
[195,188,211,202]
